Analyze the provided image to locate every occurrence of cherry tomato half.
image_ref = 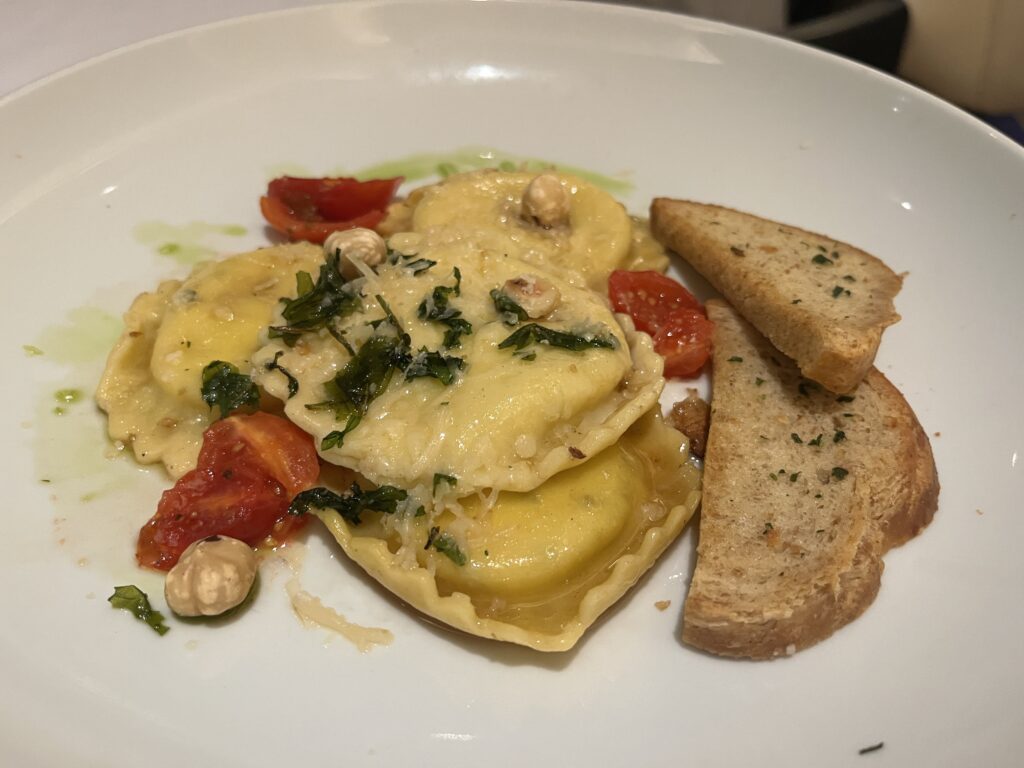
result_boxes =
[608,270,713,378]
[260,175,403,244]
[137,412,320,570]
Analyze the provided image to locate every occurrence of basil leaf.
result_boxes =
[269,253,362,345]
[288,484,408,526]
[404,350,464,386]
[201,361,259,419]
[497,323,618,352]
[425,526,467,566]
[490,289,529,326]
[108,585,170,636]
[263,351,299,398]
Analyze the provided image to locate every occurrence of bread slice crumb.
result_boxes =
[681,300,938,659]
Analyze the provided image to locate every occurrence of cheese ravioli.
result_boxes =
[97,243,322,477]
[314,410,701,651]
[254,239,664,496]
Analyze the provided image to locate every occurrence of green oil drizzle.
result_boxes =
[55,388,83,404]
[133,221,248,265]
[261,147,632,195]
[22,344,44,356]
[33,307,122,366]
[348,146,633,194]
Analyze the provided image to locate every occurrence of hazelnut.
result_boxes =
[164,536,258,617]
[522,173,571,228]
[323,227,387,279]
[502,274,561,319]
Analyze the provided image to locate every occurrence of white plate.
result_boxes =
[2,2,1022,766]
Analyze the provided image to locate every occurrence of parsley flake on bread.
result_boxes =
[650,199,903,393]
[682,300,938,659]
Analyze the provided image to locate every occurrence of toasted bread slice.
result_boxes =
[650,199,903,393]
[682,300,938,659]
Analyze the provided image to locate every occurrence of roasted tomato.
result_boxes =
[608,270,713,378]
[137,412,320,570]
[260,176,403,243]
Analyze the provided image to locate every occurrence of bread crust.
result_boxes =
[681,301,938,659]
[650,199,903,393]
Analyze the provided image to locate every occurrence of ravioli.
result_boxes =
[313,410,701,651]
[253,239,664,496]
[409,170,637,289]
[97,243,323,477]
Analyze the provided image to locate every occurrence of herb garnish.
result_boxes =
[263,351,299,398]
[728,356,744,363]
[433,473,457,495]
[108,585,170,636]
[269,253,363,345]
[833,430,847,443]
[808,433,824,447]
[288,484,408,525]
[308,335,408,449]
[490,289,529,326]
[404,349,464,385]
[425,526,467,566]
[832,285,851,298]
[201,361,259,418]
[418,268,472,348]
[498,323,618,352]
[831,467,849,480]
[836,394,855,403]
[791,433,803,444]
[730,246,745,257]
[812,254,834,266]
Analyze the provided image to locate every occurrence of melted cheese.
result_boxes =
[96,243,323,477]
[254,240,664,495]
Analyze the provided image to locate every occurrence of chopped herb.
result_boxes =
[815,493,823,499]
[789,472,800,482]
[433,473,457,495]
[263,351,299,398]
[833,430,847,443]
[414,505,426,517]
[831,250,840,259]
[418,268,472,348]
[816,245,827,253]
[755,377,765,386]
[727,356,744,363]
[812,254,833,266]
[200,361,259,419]
[791,433,803,444]
[791,299,802,304]
[808,433,824,447]
[425,526,467,566]
[769,473,778,481]
[489,289,529,326]
[858,742,884,755]
[759,434,769,440]
[843,274,856,282]
[762,522,774,534]
[498,323,617,352]
[108,585,170,636]
[288,484,408,525]
[405,258,437,275]
[837,394,855,403]
[404,349,464,385]
[306,335,409,448]
[269,253,362,345]
[831,467,849,480]
[832,285,847,298]
[730,246,745,257]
